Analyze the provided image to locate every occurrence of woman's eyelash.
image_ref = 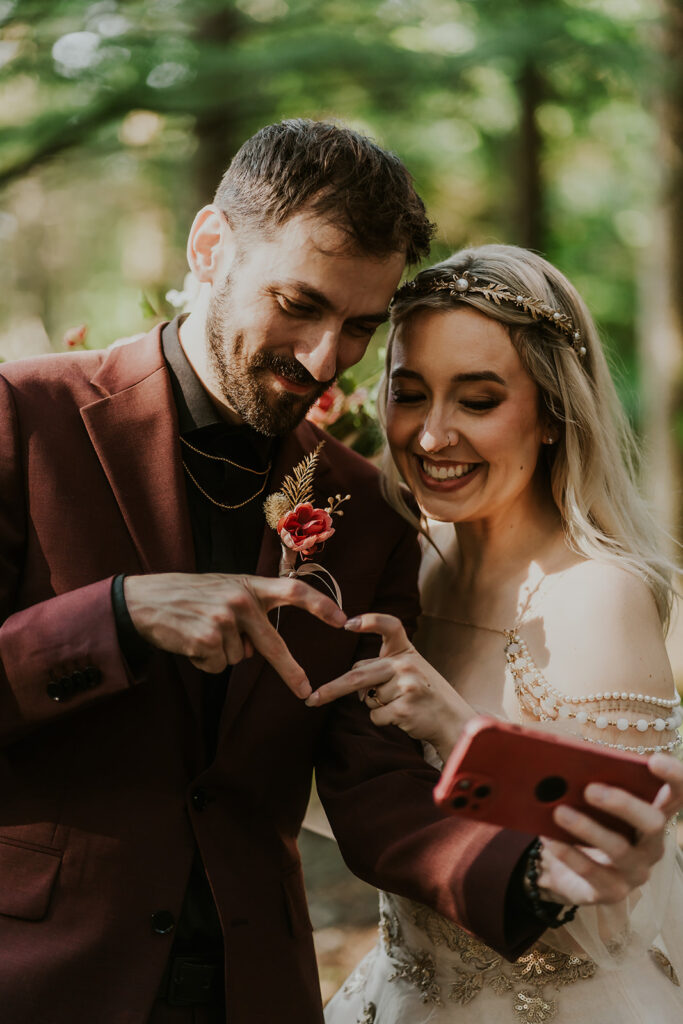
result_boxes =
[390,390,424,403]
[462,399,500,410]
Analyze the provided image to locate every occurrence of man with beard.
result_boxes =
[1,119,680,1024]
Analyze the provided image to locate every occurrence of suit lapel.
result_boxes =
[82,337,338,740]
[80,328,195,575]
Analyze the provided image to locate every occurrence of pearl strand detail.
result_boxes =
[504,632,683,741]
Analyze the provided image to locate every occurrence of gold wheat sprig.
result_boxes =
[279,440,325,509]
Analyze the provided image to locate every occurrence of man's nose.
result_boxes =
[293,327,340,383]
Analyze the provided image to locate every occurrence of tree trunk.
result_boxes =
[193,7,244,205]
[516,60,546,251]
[640,0,683,548]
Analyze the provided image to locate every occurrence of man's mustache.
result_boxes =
[252,352,335,391]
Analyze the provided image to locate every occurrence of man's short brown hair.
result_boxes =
[214,119,434,265]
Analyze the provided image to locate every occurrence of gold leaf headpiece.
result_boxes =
[392,269,587,358]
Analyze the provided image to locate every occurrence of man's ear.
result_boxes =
[186,205,236,283]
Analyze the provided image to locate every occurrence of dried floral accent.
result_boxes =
[263,492,292,529]
[264,440,350,579]
[280,440,324,510]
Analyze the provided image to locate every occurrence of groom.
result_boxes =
[0,120,678,1024]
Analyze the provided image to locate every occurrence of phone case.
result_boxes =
[433,716,662,843]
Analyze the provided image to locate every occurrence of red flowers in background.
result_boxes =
[63,324,88,349]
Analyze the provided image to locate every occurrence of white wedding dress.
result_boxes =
[325,538,683,1024]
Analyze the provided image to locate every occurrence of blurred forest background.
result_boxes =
[0,0,682,658]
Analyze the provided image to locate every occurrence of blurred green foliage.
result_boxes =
[0,0,665,425]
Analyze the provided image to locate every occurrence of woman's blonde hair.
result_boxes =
[379,243,677,630]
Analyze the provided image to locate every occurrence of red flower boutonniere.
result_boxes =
[263,441,350,578]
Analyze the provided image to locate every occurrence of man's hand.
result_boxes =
[124,572,347,698]
[534,753,683,907]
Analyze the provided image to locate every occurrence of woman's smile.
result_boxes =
[416,456,483,490]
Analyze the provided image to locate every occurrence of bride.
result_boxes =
[318,245,683,1023]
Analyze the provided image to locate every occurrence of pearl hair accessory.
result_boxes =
[393,269,588,359]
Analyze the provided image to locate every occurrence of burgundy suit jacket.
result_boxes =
[0,327,539,1024]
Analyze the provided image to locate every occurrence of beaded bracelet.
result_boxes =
[525,838,578,929]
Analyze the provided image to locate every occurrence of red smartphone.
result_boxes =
[433,716,662,843]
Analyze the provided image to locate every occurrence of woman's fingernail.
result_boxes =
[305,691,320,707]
[344,617,362,630]
[585,783,608,802]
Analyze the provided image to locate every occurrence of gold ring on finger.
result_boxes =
[366,687,385,708]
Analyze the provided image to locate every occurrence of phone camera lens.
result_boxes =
[452,795,468,809]
[457,779,472,789]
[535,776,568,803]
[473,784,491,799]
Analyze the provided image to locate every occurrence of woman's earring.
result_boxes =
[543,436,556,445]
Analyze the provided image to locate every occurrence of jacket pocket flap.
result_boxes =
[0,837,62,921]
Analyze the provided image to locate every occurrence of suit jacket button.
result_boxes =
[61,676,76,698]
[151,911,175,935]
[71,670,87,692]
[84,666,102,687]
[191,788,208,811]
[46,681,65,702]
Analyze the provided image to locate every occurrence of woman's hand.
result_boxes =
[534,753,683,908]
[305,612,475,760]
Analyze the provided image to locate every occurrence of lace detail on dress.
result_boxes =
[378,892,596,1021]
[504,630,683,754]
[380,895,442,1005]
[650,946,681,986]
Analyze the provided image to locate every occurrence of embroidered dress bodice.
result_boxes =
[325,547,683,1024]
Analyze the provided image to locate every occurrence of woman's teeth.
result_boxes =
[421,459,477,481]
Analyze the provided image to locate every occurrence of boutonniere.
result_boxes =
[263,441,350,601]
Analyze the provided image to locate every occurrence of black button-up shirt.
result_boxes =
[114,316,276,957]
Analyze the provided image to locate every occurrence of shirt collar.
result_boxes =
[162,315,221,434]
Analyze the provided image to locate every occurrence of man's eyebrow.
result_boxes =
[390,368,507,385]
[275,280,390,324]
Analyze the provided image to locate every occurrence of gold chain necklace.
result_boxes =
[180,435,271,476]
[179,436,272,511]
[181,459,270,510]
[446,573,548,636]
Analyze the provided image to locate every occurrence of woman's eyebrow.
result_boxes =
[390,367,506,385]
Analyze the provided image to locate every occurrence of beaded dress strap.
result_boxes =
[504,629,683,755]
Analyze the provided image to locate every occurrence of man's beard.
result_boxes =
[206,278,330,437]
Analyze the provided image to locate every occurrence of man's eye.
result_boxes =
[279,296,315,315]
[346,322,378,339]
